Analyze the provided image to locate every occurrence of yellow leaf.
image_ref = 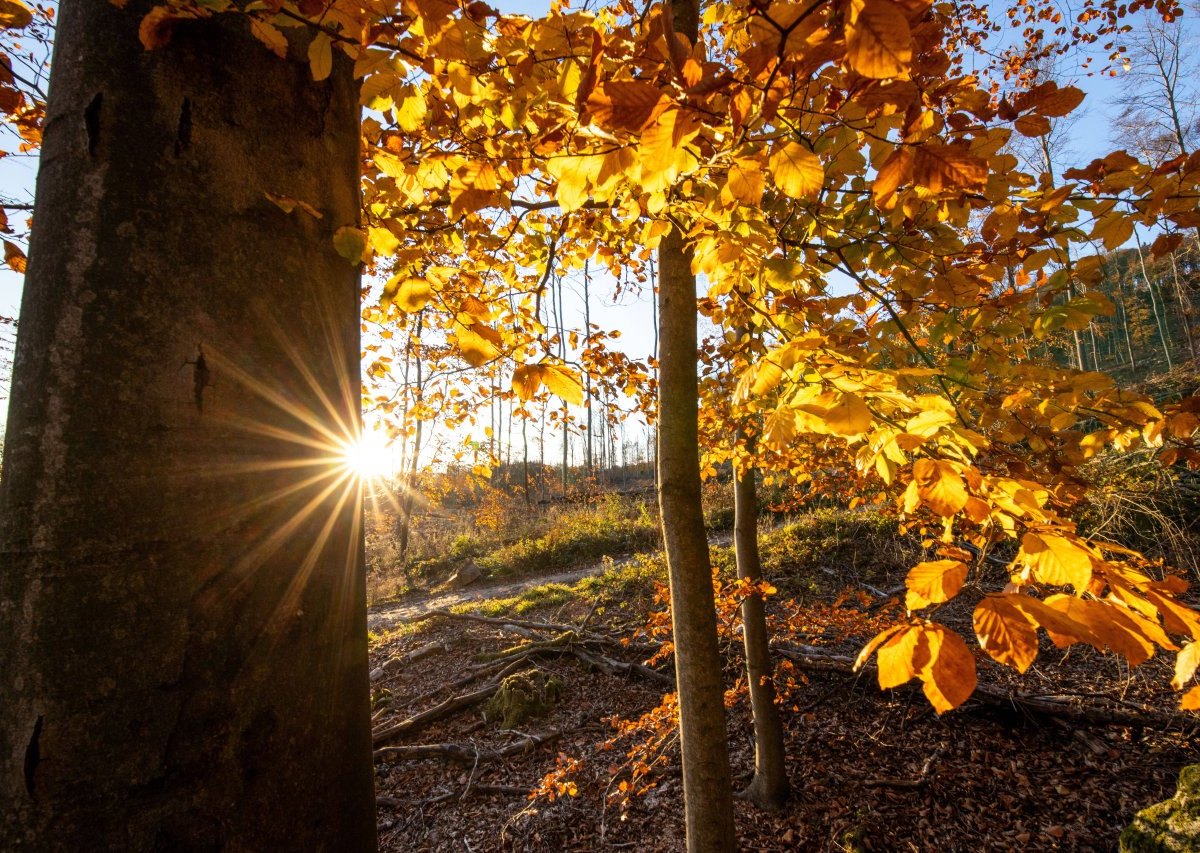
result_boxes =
[1174,642,1200,691]
[638,109,702,193]
[512,364,545,401]
[876,626,926,689]
[453,319,501,367]
[0,0,33,29]
[332,226,366,265]
[911,458,968,517]
[822,391,872,436]
[918,625,977,712]
[369,226,400,256]
[1042,595,1155,665]
[546,154,601,213]
[1019,533,1092,591]
[249,18,288,59]
[769,143,824,200]
[308,32,332,81]
[973,595,1039,673]
[382,276,433,312]
[906,560,968,610]
[542,363,584,406]
[845,0,911,79]
[394,85,427,134]
[725,158,765,205]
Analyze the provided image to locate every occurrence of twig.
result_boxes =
[374,729,563,763]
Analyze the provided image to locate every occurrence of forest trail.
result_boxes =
[367,533,733,631]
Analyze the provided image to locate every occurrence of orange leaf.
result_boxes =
[906,560,968,611]
[1182,686,1200,711]
[587,81,670,132]
[3,238,26,273]
[512,364,545,401]
[1036,85,1085,118]
[249,18,288,59]
[973,595,1039,673]
[911,144,987,193]
[876,625,927,689]
[873,147,913,203]
[854,624,906,671]
[845,0,911,79]
[1018,533,1092,592]
[911,458,968,517]
[918,625,977,712]
[1014,114,1051,138]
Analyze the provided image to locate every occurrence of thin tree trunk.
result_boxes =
[0,3,376,848]
[398,311,425,562]
[584,259,594,478]
[1168,251,1196,361]
[733,432,789,811]
[657,223,737,850]
[1134,231,1174,369]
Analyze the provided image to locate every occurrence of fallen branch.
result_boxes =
[374,730,562,764]
[773,646,1195,730]
[373,658,529,746]
[863,746,945,790]
[571,647,674,687]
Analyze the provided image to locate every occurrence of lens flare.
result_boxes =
[339,429,394,482]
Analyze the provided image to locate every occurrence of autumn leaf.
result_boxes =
[876,625,927,689]
[1183,686,1200,711]
[872,147,913,203]
[1018,533,1092,591]
[821,391,872,436]
[382,275,433,312]
[1174,642,1200,691]
[769,142,824,200]
[724,158,765,205]
[453,318,502,367]
[249,18,288,59]
[332,227,367,264]
[911,145,987,193]
[1014,114,1051,138]
[919,625,977,712]
[512,364,544,401]
[139,6,196,50]
[906,560,968,611]
[845,0,911,79]
[587,81,670,132]
[910,458,968,517]
[542,363,584,406]
[308,32,333,81]
[1036,85,1085,118]
[973,594,1039,673]
[3,238,26,273]
[0,0,33,29]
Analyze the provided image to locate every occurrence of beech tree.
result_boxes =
[0,2,375,849]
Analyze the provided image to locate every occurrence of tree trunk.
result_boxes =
[657,222,737,852]
[734,436,788,811]
[0,3,376,850]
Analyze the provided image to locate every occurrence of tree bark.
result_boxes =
[657,223,737,853]
[0,3,376,850]
[733,436,789,811]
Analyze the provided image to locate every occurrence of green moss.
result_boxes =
[1120,765,1200,852]
[484,669,563,728]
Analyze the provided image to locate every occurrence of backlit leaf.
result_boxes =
[906,560,968,611]
[542,363,584,406]
[1019,533,1092,591]
[845,0,911,79]
[769,143,824,200]
[308,32,332,81]
[973,595,1038,673]
[587,81,669,132]
[0,0,33,29]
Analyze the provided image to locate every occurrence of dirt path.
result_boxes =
[368,555,630,631]
[368,534,733,632]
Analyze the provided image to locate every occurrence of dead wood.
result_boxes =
[773,646,1196,731]
[373,658,530,746]
[571,647,674,686]
[374,730,562,764]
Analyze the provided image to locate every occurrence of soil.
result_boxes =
[369,556,1200,852]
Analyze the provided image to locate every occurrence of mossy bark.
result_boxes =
[0,2,375,849]
[1121,765,1200,852]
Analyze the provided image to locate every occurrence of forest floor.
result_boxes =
[368,533,1200,851]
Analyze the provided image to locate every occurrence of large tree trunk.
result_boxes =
[0,3,376,850]
[657,221,737,852]
[733,442,789,811]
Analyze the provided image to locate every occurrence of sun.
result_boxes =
[339,427,395,481]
